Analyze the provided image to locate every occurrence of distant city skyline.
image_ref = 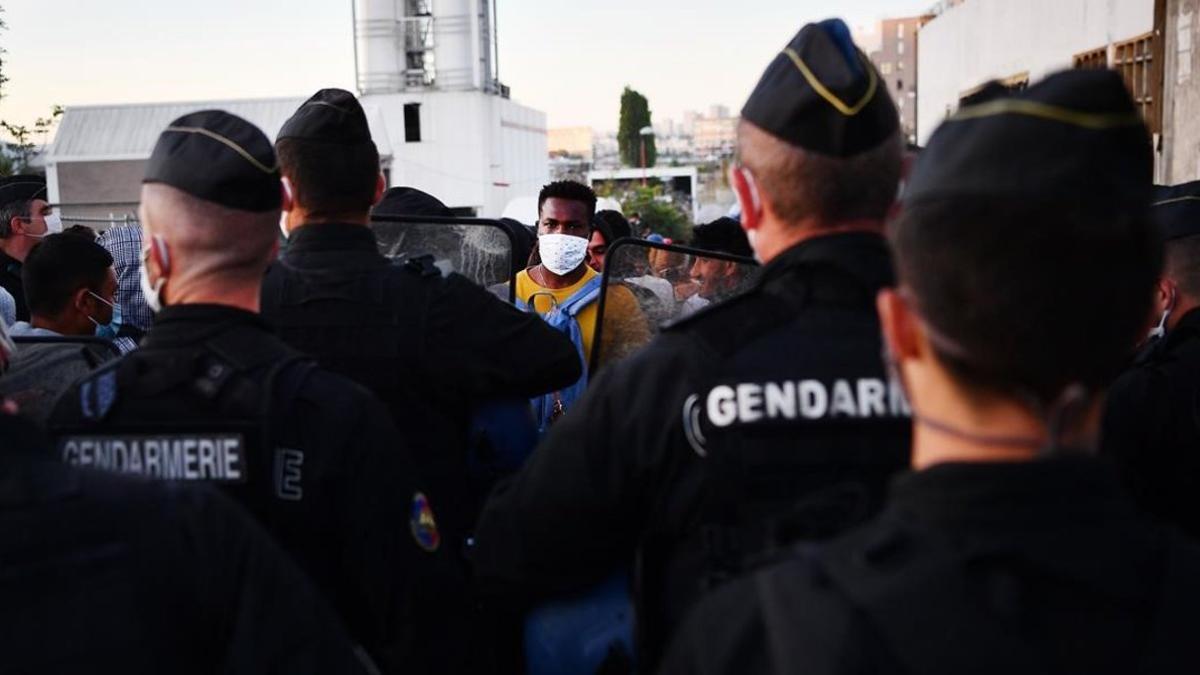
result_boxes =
[0,0,934,142]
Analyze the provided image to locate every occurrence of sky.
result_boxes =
[0,0,933,141]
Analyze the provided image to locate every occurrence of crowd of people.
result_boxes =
[2,14,1199,675]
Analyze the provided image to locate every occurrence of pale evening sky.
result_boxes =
[0,0,932,141]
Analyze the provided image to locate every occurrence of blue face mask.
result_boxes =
[87,291,122,340]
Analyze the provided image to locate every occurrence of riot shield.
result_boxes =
[589,238,759,374]
[369,215,521,302]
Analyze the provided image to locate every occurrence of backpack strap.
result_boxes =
[819,521,1049,675]
[559,275,603,317]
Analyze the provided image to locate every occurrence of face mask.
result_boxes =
[539,233,589,277]
[279,177,294,240]
[25,213,63,238]
[139,236,169,314]
[87,291,122,340]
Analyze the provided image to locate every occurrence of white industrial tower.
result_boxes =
[351,0,547,217]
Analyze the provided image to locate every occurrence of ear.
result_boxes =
[877,288,921,363]
[1158,277,1177,311]
[72,286,92,315]
[730,165,762,233]
[373,172,386,206]
[146,235,170,278]
[9,215,27,236]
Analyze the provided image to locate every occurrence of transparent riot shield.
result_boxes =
[370,215,521,302]
[589,238,759,374]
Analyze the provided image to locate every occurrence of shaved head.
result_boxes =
[139,183,279,288]
[737,120,901,226]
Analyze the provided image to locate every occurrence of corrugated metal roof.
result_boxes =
[49,96,394,161]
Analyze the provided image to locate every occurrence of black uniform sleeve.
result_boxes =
[182,485,371,675]
[471,337,695,599]
[328,384,427,673]
[426,272,582,398]
[1101,366,1173,506]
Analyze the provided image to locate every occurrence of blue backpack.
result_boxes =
[516,275,602,434]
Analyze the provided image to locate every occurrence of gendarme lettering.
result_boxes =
[59,434,247,483]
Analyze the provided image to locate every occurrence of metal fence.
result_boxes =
[59,214,139,232]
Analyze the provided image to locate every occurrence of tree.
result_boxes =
[618,86,656,169]
[0,5,61,176]
[596,183,689,242]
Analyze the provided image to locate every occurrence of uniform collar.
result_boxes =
[284,222,380,256]
[888,457,1135,531]
[1164,307,1200,348]
[141,304,270,349]
[0,249,21,274]
[757,230,894,291]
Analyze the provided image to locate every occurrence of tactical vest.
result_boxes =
[51,329,317,540]
[646,261,912,648]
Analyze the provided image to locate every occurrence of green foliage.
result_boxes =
[595,183,690,242]
[617,86,656,169]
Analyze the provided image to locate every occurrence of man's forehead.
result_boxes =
[540,198,589,220]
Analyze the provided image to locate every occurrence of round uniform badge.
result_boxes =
[410,492,441,553]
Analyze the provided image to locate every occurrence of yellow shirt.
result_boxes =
[515,267,650,369]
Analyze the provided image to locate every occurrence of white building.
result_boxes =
[45,0,548,220]
[916,0,1155,143]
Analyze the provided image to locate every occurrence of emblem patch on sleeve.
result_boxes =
[410,492,441,553]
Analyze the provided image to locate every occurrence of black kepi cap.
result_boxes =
[0,175,47,208]
[691,217,753,258]
[277,88,372,145]
[1152,182,1200,241]
[741,18,898,157]
[905,69,1150,213]
[373,186,452,218]
[143,110,280,212]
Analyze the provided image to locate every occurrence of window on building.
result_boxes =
[898,42,905,55]
[881,63,893,75]
[1073,47,1108,70]
[897,60,904,71]
[404,103,422,143]
[898,79,904,91]
[897,23,905,39]
[1113,32,1162,135]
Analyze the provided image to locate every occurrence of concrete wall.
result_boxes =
[50,159,145,219]
[1163,0,1200,181]
[917,0,1155,143]
[363,90,548,216]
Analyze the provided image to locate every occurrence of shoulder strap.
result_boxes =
[819,522,1049,675]
[560,275,603,317]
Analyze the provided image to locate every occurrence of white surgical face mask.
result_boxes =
[539,233,589,277]
[25,213,63,238]
[1149,286,1177,341]
[139,236,169,314]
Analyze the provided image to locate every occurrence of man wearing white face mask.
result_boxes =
[515,180,648,378]
[0,175,63,321]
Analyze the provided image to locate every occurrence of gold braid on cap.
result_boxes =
[949,98,1143,130]
[162,126,278,174]
[782,47,879,117]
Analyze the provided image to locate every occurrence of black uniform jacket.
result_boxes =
[1103,307,1200,538]
[0,412,368,674]
[472,232,912,665]
[261,222,582,546]
[661,458,1200,675]
[0,249,28,321]
[45,304,453,674]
